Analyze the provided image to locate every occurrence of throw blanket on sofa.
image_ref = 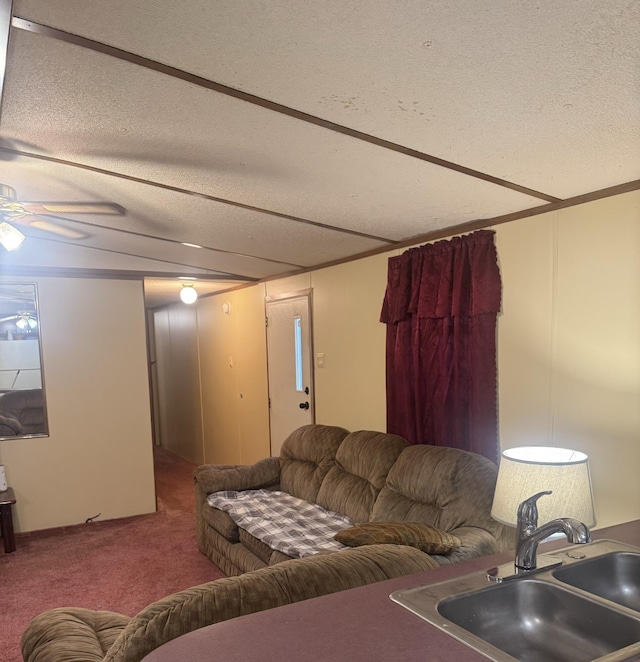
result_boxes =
[207,489,354,558]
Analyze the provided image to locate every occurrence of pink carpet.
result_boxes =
[0,447,225,662]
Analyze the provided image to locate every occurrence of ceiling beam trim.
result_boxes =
[259,178,640,280]
[0,264,256,282]
[31,213,305,269]
[0,145,395,244]
[19,232,258,279]
[11,16,561,204]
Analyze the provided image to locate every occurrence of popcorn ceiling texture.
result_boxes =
[2,0,638,297]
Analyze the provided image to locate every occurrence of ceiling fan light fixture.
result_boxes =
[0,221,26,251]
[180,284,198,304]
[16,313,37,330]
[0,189,29,221]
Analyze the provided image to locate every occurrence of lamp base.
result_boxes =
[486,554,563,583]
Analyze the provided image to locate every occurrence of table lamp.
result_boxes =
[491,446,596,529]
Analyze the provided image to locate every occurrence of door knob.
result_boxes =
[299,402,310,410]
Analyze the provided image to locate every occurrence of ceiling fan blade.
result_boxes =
[0,314,18,323]
[21,201,125,215]
[26,218,88,239]
[29,218,89,239]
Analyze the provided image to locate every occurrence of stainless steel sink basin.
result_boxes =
[437,578,640,662]
[390,540,640,662]
[553,552,640,612]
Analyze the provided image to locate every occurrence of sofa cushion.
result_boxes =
[334,521,461,554]
[279,424,349,503]
[371,444,501,537]
[200,502,239,542]
[315,430,408,523]
[239,528,274,565]
[269,548,295,565]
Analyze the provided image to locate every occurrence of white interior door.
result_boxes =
[266,293,314,456]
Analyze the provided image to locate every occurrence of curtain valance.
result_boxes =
[380,229,501,323]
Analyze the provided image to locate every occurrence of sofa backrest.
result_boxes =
[102,545,437,662]
[371,444,503,538]
[278,424,349,503]
[0,388,46,434]
[316,430,409,523]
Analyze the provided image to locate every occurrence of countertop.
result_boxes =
[143,520,640,662]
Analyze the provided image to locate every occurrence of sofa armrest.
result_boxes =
[21,607,130,662]
[104,544,437,662]
[194,457,281,494]
[0,413,22,435]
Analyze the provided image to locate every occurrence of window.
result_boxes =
[294,316,303,392]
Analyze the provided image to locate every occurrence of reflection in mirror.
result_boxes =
[0,283,48,439]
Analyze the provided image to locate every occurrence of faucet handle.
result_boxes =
[517,490,552,529]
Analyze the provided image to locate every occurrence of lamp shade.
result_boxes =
[491,446,596,528]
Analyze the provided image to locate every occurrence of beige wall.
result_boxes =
[497,191,640,528]
[154,190,640,529]
[310,253,389,431]
[265,274,311,299]
[0,277,156,533]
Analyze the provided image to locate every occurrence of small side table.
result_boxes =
[0,487,17,553]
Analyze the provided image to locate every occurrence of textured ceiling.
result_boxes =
[0,0,638,307]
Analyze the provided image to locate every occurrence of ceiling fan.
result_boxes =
[0,311,37,329]
[0,183,125,248]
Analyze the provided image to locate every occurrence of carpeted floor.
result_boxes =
[0,447,225,662]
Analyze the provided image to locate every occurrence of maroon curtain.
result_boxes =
[380,230,501,462]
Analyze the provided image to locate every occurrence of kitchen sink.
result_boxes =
[390,540,640,662]
[553,552,640,612]
[438,578,640,662]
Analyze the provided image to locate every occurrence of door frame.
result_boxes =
[265,289,315,455]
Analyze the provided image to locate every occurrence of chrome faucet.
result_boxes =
[515,490,591,571]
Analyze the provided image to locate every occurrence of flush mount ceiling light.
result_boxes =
[180,284,198,304]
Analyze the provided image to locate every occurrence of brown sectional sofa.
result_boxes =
[195,424,513,576]
[21,425,513,662]
[21,544,438,662]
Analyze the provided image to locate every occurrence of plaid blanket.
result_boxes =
[207,489,354,558]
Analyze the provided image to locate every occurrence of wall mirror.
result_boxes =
[0,282,48,439]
